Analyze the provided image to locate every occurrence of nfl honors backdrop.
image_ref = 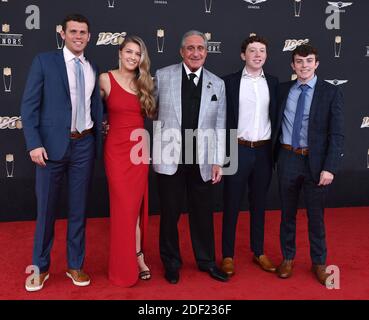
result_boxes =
[1,0,368,221]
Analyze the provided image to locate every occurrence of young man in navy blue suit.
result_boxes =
[21,14,103,291]
[221,35,279,276]
[274,45,344,285]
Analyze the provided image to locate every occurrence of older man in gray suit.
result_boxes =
[153,30,228,284]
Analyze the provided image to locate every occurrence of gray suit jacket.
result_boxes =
[152,63,226,182]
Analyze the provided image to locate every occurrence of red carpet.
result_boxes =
[0,208,368,300]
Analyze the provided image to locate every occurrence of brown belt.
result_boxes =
[281,144,309,156]
[238,139,270,148]
[70,128,94,139]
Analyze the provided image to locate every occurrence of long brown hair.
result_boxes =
[119,36,156,118]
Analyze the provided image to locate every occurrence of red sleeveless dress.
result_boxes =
[104,71,149,287]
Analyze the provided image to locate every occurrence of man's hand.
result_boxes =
[29,147,48,167]
[318,170,334,186]
[212,165,223,184]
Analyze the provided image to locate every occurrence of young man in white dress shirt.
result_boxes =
[221,35,279,276]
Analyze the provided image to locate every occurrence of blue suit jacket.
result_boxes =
[273,78,344,182]
[21,50,103,160]
[222,69,279,164]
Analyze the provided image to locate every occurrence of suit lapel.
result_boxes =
[308,78,323,132]
[198,69,211,127]
[54,50,71,97]
[171,63,182,124]
[277,81,296,129]
[265,74,274,121]
[231,71,242,126]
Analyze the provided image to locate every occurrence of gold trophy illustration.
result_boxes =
[294,0,302,17]
[157,29,165,53]
[205,0,213,13]
[3,67,12,92]
[6,154,14,178]
[2,23,10,33]
[334,36,342,58]
[56,25,64,49]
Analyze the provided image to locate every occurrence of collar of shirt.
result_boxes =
[242,66,265,79]
[63,46,87,64]
[295,74,318,90]
[183,62,202,80]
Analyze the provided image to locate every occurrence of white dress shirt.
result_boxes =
[237,67,271,141]
[183,62,202,86]
[63,46,95,132]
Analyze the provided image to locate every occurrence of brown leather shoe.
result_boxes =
[66,269,91,286]
[253,255,276,273]
[311,264,330,286]
[221,257,235,276]
[25,271,49,292]
[277,260,294,279]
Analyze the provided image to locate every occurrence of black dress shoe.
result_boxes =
[164,269,179,284]
[199,266,229,282]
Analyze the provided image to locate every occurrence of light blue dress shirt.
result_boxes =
[281,75,317,148]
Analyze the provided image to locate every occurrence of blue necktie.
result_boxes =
[74,57,85,133]
[291,84,309,149]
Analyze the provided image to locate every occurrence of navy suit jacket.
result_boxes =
[273,78,344,182]
[21,50,103,160]
[222,69,279,164]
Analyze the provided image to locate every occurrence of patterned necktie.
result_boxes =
[291,84,309,149]
[74,57,85,133]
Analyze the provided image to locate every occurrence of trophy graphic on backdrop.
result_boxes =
[361,117,369,129]
[108,0,115,8]
[205,0,212,13]
[2,23,10,33]
[291,74,298,81]
[3,67,11,92]
[294,0,302,17]
[204,32,221,53]
[157,29,165,53]
[334,36,342,58]
[56,25,64,49]
[5,154,14,178]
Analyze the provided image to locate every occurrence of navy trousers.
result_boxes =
[33,134,95,273]
[277,147,328,265]
[222,142,272,258]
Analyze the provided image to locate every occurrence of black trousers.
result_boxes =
[157,165,216,271]
[277,147,328,265]
[222,142,272,258]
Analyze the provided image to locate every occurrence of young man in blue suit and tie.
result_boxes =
[274,44,344,285]
[21,14,103,291]
[221,35,279,276]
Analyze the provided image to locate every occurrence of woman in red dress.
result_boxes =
[99,36,156,287]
